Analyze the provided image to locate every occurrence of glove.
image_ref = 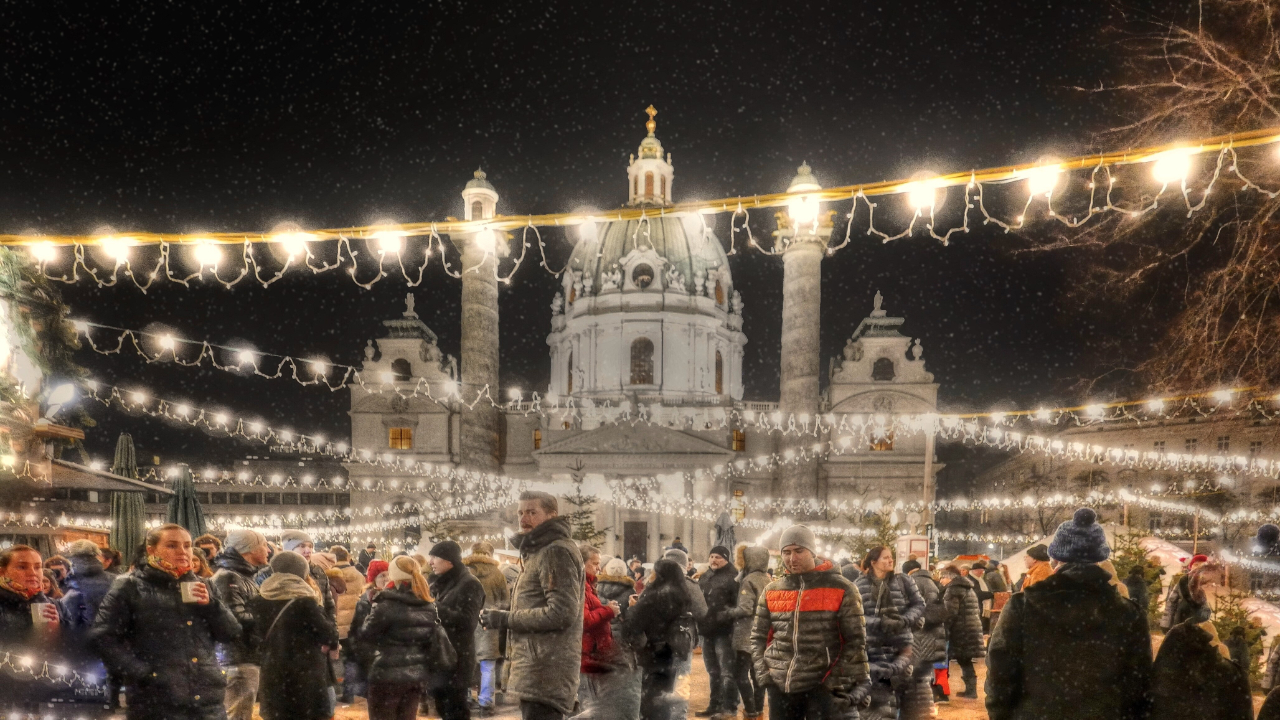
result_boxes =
[879,615,906,634]
[850,680,872,708]
[479,609,509,630]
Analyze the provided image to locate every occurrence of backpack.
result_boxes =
[666,611,694,658]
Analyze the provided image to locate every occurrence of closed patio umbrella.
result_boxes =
[108,433,146,555]
[166,463,207,538]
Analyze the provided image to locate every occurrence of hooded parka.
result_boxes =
[984,563,1153,720]
[729,545,771,654]
[210,548,262,666]
[749,558,870,699]
[942,574,985,661]
[464,550,510,660]
[506,516,585,717]
[60,554,114,630]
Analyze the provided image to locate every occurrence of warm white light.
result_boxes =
[380,371,395,383]
[1035,408,1051,421]
[275,232,314,258]
[100,236,134,262]
[236,349,256,365]
[309,361,327,376]
[29,242,57,263]
[174,404,189,416]
[1150,148,1196,185]
[1146,398,1165,412]
[473,229,498,254]
[248,422,263,433]
[787,195,820,226]
[158,334,175,350]
[213,413,227,424]
[1084,404,1104,418]
[193,241,222,267]
[372,230,406,254]
[904,179,940,211]
[508,387,523,400]
[1213,389,1234,403]
[1021,164,1061,197]
[130,391,148,403]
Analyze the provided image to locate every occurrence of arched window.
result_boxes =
[872,357,896,381]
[470,200,484,220]
[390,358,412,381]
[714,280,724,305]
[566,351,574,394]
[644,172,654,197]
[715,351,724,394]
[660,175,667,200]
[633,175,638,198]
[630,338,654,385]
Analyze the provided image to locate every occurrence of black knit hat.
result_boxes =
[1048,508,1110,564]
[901,559,921,574]
[709,545,731,561]
[429,540,463,567]
[1026,544,1050,562]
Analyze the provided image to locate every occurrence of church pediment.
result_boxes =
[534,424,733,459]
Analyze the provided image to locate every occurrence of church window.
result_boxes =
[470,200,484,220]
[633,175,638,198]
[660,175,667,200]
[645,172,654,197]
[390,358,412,381]
[631,264,654,290]
[715,351,724,394]
[630,338,654,385]
[732,429,745,451]
[533,429,542,450]
[870,432,895,452]
[714,280,724,305]
[872,357,896,381]
[566,351,574,394]
[388,427,413,450]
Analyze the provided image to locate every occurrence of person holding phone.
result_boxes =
[92,523,241,720]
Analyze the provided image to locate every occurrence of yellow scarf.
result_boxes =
[147,554,190,579]
[0,574,38,600]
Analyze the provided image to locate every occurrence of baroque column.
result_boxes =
[460,170,503,472]
[775,163,832,500]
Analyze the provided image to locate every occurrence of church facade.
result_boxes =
[347,110,940,561]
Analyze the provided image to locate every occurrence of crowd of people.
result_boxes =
[3,497,1280,719]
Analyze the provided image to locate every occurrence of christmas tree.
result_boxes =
[1212,591,1265,687]
[562,462,608,544]
[1110,531,1165,627]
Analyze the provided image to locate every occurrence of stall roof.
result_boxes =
[49,460,173,495]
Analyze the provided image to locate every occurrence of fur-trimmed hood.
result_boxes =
[464,554,500,568]
[595,573,634,589]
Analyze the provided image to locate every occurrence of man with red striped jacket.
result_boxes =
[750,525,871,719]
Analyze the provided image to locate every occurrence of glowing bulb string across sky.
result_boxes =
[1,126,1278,291]
[0,650,104,689]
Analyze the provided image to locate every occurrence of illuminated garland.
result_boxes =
[2,126,1277,293]
[0,650,104,689]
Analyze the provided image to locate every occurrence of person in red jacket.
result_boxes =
[577,544,623,717]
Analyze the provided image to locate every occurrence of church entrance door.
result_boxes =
[624,521,648,562]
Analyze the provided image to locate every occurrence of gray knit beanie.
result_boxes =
[663,548,689,568]
[1048,508,1110,564]
[779,525,817,554]
[280,530,313,552]
[225,529,266,556]
[270,550,310,579]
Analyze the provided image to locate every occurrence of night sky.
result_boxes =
[0,1,1181,464]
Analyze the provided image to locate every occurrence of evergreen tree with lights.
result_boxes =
[562,461,608,544]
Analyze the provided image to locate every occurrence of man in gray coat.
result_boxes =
[481,491,584,720]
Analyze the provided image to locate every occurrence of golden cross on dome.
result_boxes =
[645,105,657,135]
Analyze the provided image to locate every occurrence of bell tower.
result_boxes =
[627,106,675,207]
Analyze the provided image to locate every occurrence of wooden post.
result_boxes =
[1123,503,1129,528]
[1192,510,1200,555]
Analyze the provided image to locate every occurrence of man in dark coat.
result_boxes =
[1151,618,1252,720]
[209,529,270,720]
[59,539,114,630]
[0,544,72,715]
[91,524,242,720]
[480,491,584,720]
[985,508,1152,720]
[356,543,376,575]
[695,544,740,718]
[939,565,984,699]
[428,539,486,720]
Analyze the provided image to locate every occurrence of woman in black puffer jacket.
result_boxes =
[360,555,440,720]
[624,559,692,720]
[939,564,985,699]
[855,547,926,719]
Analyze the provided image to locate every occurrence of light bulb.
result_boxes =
[275,232,314,258]
[29,242,57,263]
[236,349,256,365]
[904,179,940,211]
[158,334,175,350]
[1020,163,1061,197]
[473,229,497,254]
[193,241,222,267]
[1150,148,1195,185]
[310,361,328,376]
[372,230,405,254]
[787,195,820,226]
[100,236,134,262]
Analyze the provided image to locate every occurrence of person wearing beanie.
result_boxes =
[210,528,270,720]
[59,540,112,631]
[986,508,1153,720]
[465,541,510,716]
[249,550,339,720]
[427,540,485,719]
[695,544,741,718]
[751,525,871,716]
[255,530,336,621]
[937,564,984,699]
[985,559,1009,593]
[1021,544,1053,591]
[904,559,948,712]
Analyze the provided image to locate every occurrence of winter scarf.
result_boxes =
[260,572,319,603]
[147,554,190,579]
[0,574,38,599]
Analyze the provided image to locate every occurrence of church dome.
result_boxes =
[566,216,732,296]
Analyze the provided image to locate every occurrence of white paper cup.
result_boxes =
[180,582,201,603]
[30,602,53,624]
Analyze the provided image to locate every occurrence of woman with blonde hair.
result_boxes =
[250,551,339,720]
[360,554,440,720]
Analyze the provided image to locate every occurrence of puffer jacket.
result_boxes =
[210,548,262,665]
[581,572,617,673]
[697,561,739,638]
[464,552,510,660]
[91,565,241,719]
[60,555,114,630]
[942,575,985,661]
[750,558,870,697]
[506,516,585,717]
[985,563,1152,720]
[908,570,949,665]
[331,564,364,639]
[358,584,440,684]
[855,571,926,668]
[729,545,771,653]
[428,564,485,684]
